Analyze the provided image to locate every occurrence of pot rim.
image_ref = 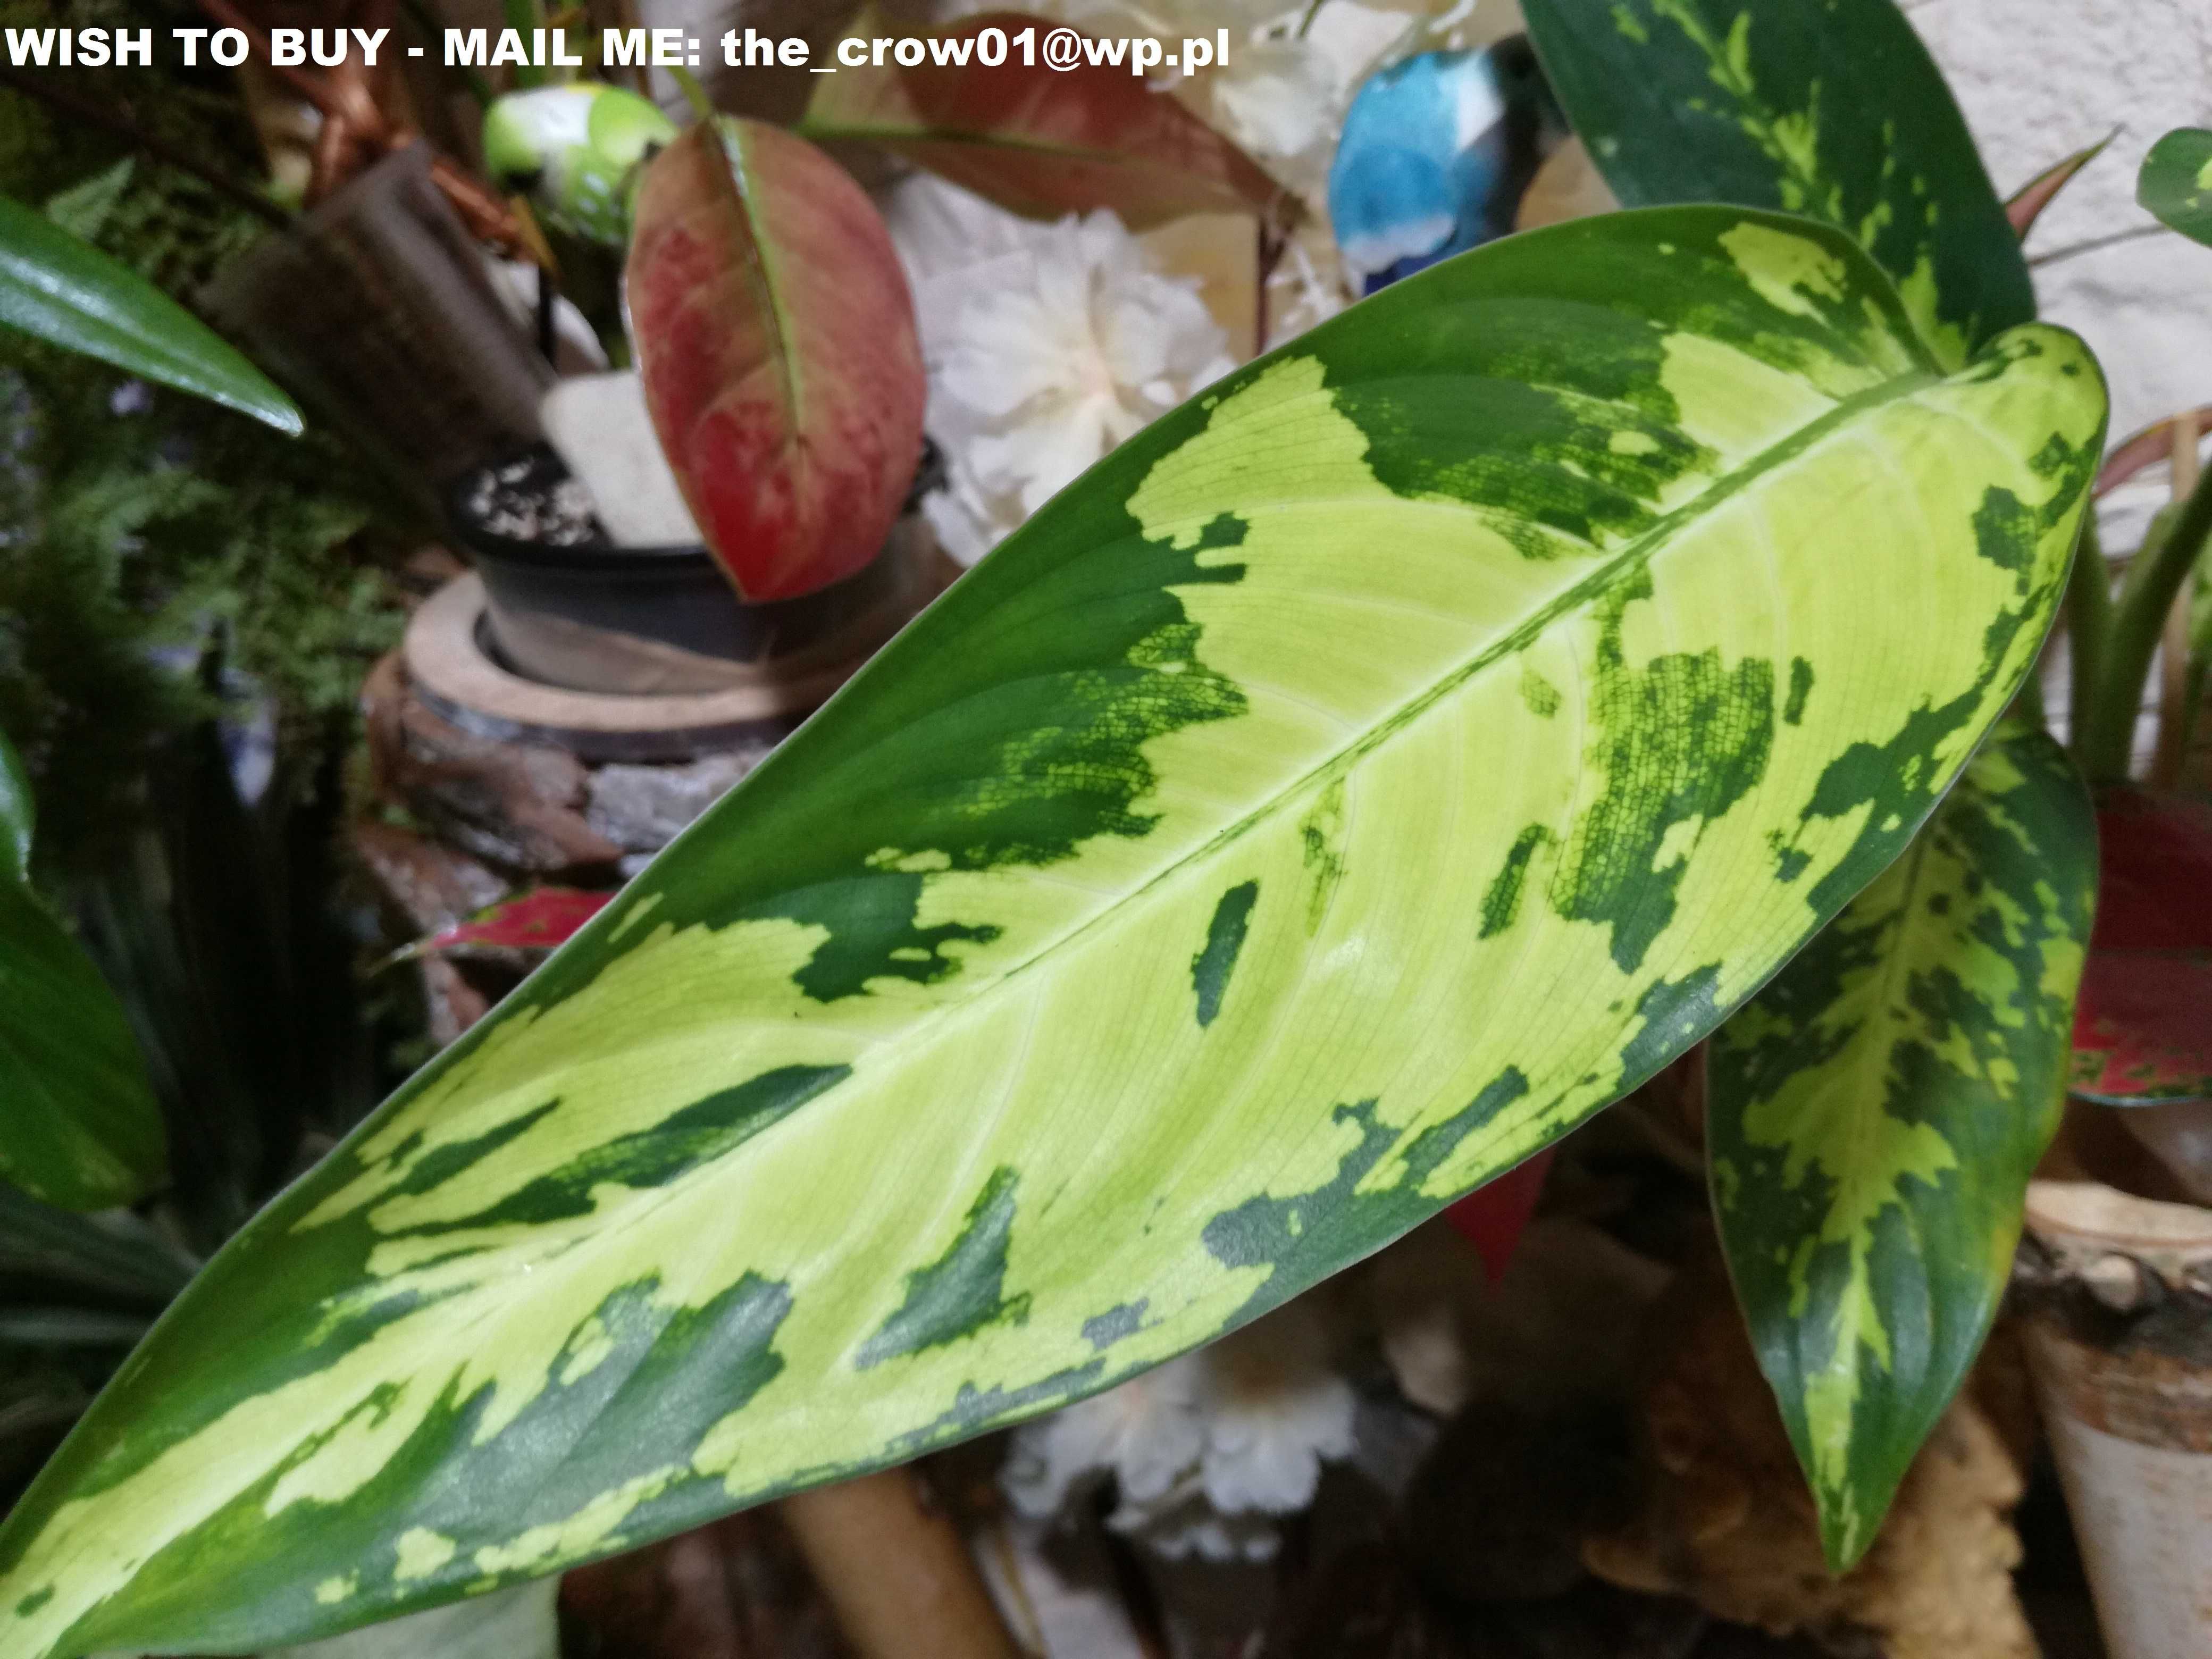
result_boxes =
[444,440,945,575]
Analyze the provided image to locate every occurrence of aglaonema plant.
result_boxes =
[0,177,2104,1650]
[484,11,1297,606]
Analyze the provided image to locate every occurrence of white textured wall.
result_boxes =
[1907,0,2212,443]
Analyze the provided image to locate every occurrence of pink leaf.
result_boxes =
[423,887,613,953]
[2005,136,2111,241]
[2071,790,2212,1104]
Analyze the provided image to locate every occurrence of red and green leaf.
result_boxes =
[417,889,614,956]
[2071,789,2212,1104]
[627,119,926,603]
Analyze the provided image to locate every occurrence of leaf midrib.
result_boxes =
[824,361,1946,1063]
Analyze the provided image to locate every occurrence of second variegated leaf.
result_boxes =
[1521,0,2033,367]
[1709,720,2097,1569]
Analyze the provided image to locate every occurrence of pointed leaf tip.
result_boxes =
[0,196,301,434]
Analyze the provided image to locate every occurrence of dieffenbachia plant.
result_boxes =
[1707,719,2094,1560]
[1522,0,2095,1569]
[0,199,2102,1652]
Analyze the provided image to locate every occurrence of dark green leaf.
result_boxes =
[0,729,30,887]
[0,881,167,1213]
[1522,0,2034,366]
[0,1181,195,1306]
[2140,129,2212,249]
[0,195,301,434]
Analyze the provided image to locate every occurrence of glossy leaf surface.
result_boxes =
[0,196,300,434]
[800,11,1297,230]
[627,119,925,602]
[1711,722,2094,1568]
[2071,789,2212,1104]
[2141,129,2212,249]
[0,208,2104,1657]
[1521,0,2033,366]
[0,733,165,1214]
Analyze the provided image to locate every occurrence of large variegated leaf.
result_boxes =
[1521,0,2033,367]
[1709,721,2095,1568]
[0,207,2104,1658]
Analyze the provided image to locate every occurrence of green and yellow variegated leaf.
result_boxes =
[0,207,2104,1657]
[1708,720,2096,1570]
[1521,0,2034,367]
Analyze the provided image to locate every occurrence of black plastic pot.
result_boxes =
[445,445,942,697]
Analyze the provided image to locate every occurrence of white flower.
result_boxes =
[999,1302,1355,1561]
[1119,1494,1285,1562]
[1002,1355,1207,1520]
[888,178,1234,564]
[1188,1300,1355,1514]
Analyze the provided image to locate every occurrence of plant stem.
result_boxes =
[2150,414,2202,785]
[2065,514,2110,755]
[2075,458,2212,783]
[779,1470,1021,1659]
[2028,223,2168,269]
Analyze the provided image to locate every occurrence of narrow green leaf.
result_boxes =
[0,732,167,1217]
[0,197,301,435]
[2006,136,2111,241]
[0,883,168,1214]
[2140,128,2212,249]
[0,1182,195,1306]
[1709,720,2096,1569]
[1521,0,2034,367]
[0,730,31,887]
[0,207,2104,1658]
[0,1310,152,1350]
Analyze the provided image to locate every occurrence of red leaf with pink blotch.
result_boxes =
[2071,789,2212,1104]
[423,887,612,953]
[628,119,926,602]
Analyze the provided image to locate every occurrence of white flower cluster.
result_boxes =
[887,177,1236,565]
[999,1302,1355,1561]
